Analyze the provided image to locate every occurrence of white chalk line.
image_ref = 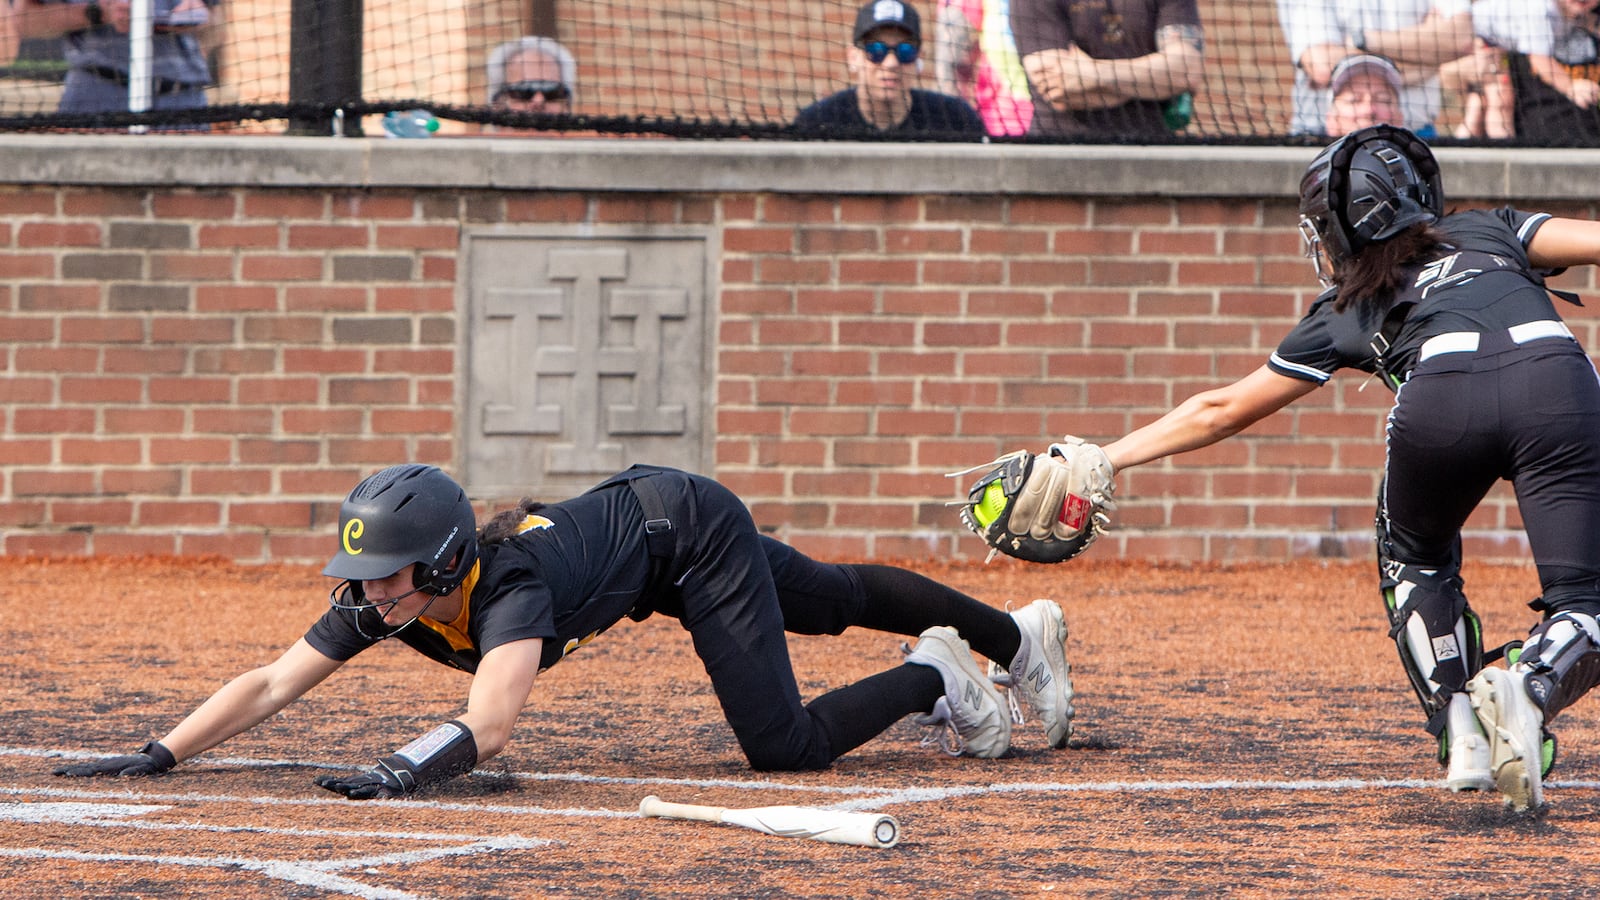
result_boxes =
[1,746,562,900]
[8,740,1600,895]
[11,743,1600,813]
[0,797,556,844]
[0,836,543,900]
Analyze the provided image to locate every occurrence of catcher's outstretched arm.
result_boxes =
[1102,365,1316,471]
[1527,216,1600,269]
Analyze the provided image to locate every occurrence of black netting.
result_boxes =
[1,0,1598,145]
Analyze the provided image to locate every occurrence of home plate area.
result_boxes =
[0,788,551,900]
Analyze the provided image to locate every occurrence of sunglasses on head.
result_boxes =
[859,40,919,65]
[497,80,570,103]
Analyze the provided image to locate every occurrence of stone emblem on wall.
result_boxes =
[463,229,713,499]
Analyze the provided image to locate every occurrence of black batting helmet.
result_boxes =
[1298,124,1443,283]
[323,464,479,595]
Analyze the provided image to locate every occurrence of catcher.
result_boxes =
[54,463,1075,797]
[961,124,1600,816]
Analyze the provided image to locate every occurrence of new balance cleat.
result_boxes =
[1467,667,1548,813]
[904,626,1011,759]
[996,599,1075,748]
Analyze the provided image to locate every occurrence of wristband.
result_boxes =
[375,720,478,794]
[85,1,104,26]
[138,740,177,772]
[1350,27,1366,52]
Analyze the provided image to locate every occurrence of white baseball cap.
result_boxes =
[1330,54,1403,97]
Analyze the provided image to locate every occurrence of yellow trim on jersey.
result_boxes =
[420,558,480,652]
[517,513,554,534]
[419,515,550,652]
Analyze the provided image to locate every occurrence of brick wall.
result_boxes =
[2,138,1596,565]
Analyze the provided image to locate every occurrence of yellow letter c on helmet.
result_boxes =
[342,517,365,555]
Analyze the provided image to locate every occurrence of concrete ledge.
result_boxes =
[2,134,1599,201]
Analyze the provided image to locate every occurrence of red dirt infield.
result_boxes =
[4,554,1599,898]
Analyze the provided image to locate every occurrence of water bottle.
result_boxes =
[382,109,440,139]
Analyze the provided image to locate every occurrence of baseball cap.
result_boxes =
[853,0,920,43]
[1330,54,1403,98]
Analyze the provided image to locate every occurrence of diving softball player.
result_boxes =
[54,463,1075,796]
[1091,124,1600,813]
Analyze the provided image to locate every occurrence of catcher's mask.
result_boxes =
[324,464,478,639]
[1297,123,1443,286]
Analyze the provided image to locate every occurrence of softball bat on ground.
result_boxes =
[638,795,900,849]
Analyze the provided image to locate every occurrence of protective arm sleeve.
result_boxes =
[314,720,479,800]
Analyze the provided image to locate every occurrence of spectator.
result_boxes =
[1009,0,1204,139]
[1459,0,1600,141]
[1442,38,1514,139]
[487,36,576,116]
[934,0,1034,136]
[794,0,988,138]
[1325,53,1407,135]
[8,0,213,116]
[1276,0,1474,138]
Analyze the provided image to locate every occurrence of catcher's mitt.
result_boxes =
[950,437,1116,564]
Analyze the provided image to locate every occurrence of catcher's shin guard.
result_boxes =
[1518,610,1600,721]
[1380,559,1483,735]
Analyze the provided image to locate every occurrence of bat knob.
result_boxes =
[874,816,901,848]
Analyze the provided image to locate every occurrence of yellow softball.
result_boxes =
[973,480,1008,529]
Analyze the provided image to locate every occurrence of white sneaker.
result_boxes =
[904,626,1011,759]
[1467,667,1547,812]
[1000,599,1075,749]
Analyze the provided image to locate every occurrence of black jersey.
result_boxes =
[792,88,987,138]
[305,479,654,674]
[1269,208,1566,389]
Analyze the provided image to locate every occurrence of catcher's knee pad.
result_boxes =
[1519,608,1600,721]
[1380,559,1482,734]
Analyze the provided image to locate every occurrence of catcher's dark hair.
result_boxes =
[478,498,550,544]
[1331,221,1453,317]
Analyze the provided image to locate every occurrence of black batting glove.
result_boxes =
[53,741,176,778]
[314,762,408,800]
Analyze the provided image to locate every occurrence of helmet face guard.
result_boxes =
[328,577,442,641]
[323,464,479,637]
[1297,124,1443,285]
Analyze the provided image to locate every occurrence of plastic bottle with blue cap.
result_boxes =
[382,110,440,139]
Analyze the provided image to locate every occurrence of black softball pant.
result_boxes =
[648,470,1017,770]
[1384,340,1600,613]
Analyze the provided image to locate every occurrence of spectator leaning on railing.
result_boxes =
[7,0,214,117]
[1009,0,1206,140]
[1324,52,1406,136]
[1456,0,1600,142]
[1277,0,1473,138]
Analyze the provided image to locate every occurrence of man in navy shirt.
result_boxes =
[795,0,987,138]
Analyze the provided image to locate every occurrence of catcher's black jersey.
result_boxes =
[305,478,655,674]
[1268,208,1565,390]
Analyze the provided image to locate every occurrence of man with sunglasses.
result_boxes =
[487,36,575,122]
[794,0,986,137]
